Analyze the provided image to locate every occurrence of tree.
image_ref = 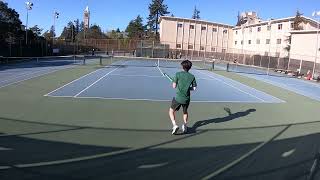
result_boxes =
[147,0,170,39]
[85,25,107,39]
[30,25,43,37]
[171,14,174,17]
[43,26,55,41]
[192,6,200,19]
[293,10,304,30]
[60,21,76,41]
[0,1,24,46]
[126,15,145,39]
[74,19,80,35]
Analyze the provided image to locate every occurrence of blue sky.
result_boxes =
[3,0,320,36]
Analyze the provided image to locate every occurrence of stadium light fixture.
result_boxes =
[25,1,33,45]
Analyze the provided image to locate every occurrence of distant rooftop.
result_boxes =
[159,16,233,28]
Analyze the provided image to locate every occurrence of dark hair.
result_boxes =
[181,60,192,71]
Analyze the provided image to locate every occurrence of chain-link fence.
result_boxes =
[9,38,318,79]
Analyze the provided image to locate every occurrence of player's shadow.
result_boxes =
[186,108,256,134]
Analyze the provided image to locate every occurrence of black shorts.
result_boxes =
[171,98,190,114]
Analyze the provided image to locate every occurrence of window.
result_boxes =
[278,24,282,30]
[290,23,294,29]
[266,39,270,44]
[277,39,282,44]
[188,44,193,49]
[256,39,260,44]
[201,26,206,31]
[211,47,216,52]
[264,52,269,56]
[267,25,271,31]
[223,29,228,34]
[249,27,252,33]
[212,28,217,32]
[276,52,280,57]
[222,49,226,53]
[200,46,205,50]
[241,40,243,45]
[190,25,195,29]
[257,27,261,32]
[235,41,237,45]
[176,44,181,48]
[248,40,251,44]
[236,31,238,34]
[177,23,183,28]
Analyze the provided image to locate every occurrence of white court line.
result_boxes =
[196,70,266,102]
[201,125,290,180]
[157,65,165,77]
[0,66,72,89]
[44,68,104,96]
[109,74,163,78]
[0,147,12,151]
[0,66,62,84]
[73,66,122,97]
[0,130,205,170]
[46,94,281,103]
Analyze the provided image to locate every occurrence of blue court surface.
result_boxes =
[45,60,284,103]
[215,62,320,102]
[0,60,78,89]
[241,74,320,101]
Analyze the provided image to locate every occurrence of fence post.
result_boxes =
[299,58,303,72]
[140,40,143,57]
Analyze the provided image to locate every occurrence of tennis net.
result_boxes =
[212,59,293,77]
[0,55,85,66]
[96,56,214,70]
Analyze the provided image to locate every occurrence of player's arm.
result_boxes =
[172,73,178,89]
[190,78,197,91]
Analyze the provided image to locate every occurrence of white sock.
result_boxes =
[171,120,177,127]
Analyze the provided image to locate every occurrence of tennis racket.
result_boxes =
[163,73,173,82]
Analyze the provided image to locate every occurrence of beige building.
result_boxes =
[159,16,233,56]
[233,15,318,58]
[160,13,319,67]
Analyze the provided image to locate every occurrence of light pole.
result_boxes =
[267,19,272,75]
[25,1,33,45]
[241,24,245,64]
[53,11,60,46]
[312,11,320,79]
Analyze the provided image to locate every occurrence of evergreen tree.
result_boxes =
[293,10,304,30]
[126,15,145,39]
[147,0,170,39]
[192,6,200,19]
[0,1,23,45]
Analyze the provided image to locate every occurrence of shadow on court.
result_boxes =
[185,109,257,134]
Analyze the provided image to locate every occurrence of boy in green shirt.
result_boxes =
[169,60,197,134]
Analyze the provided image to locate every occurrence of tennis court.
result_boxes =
[1,56,320,180]
[44,57,283,103]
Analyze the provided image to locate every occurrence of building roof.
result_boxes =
[290,30,320,34]
[159,16,233,28]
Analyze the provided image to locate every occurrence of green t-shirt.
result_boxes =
[173,71,197,104]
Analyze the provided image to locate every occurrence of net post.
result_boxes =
[227,63,230,72]
[83,56,86,65]
[100,56,102,66]
[212,60,215,70]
